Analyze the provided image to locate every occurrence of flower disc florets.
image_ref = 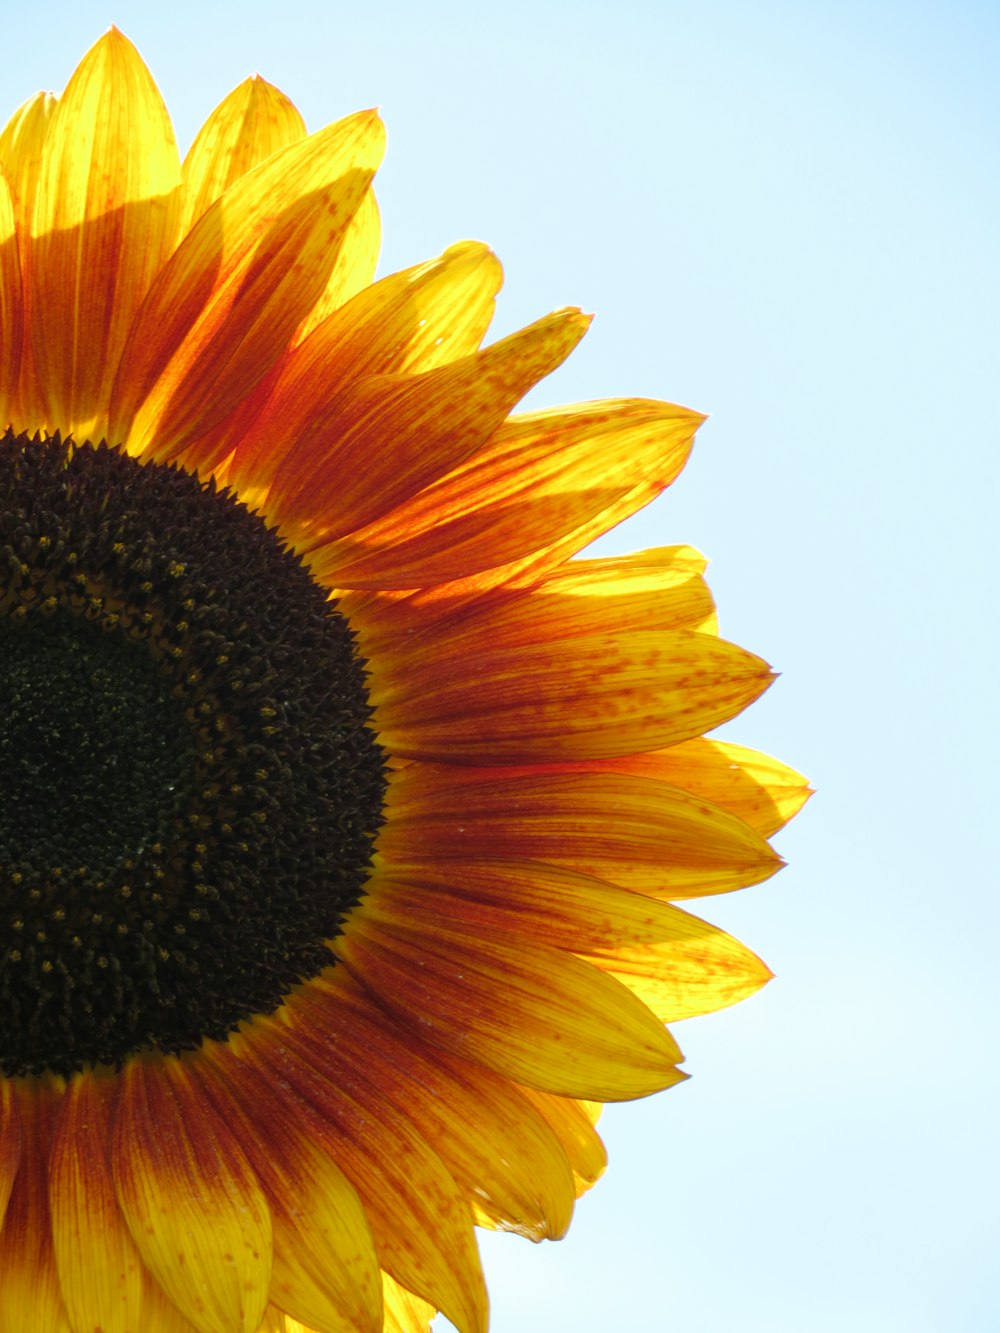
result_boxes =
[0,430,386,1078]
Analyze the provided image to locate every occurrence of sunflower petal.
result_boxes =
[319,399,703,588]
[109,108,385,459]
[368,859,771,1020]
[211,240,503,490]
[382,1272,436,1333]
[295,186,382,337]
[0,163,22,424]
[198,1043,383,1333]
[340,907,685,1100]
[516,1088,608,1196]
[290,972,577,1241]
[49,1072,146,1333]
[381,764,781,898]
[111,1055,272,1333]
[0,1081,71,1332]
[373,628,774,763]
[0,90,56,227]
[266,307,591,545]
[0,92,55,431]
[181,75,307,233]
[598,738,812,836]
[234,1027,488,1333]
[358,545,716,648]
[30,29,181,439]
[0,1078,22,1234]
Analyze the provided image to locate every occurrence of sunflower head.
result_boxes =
[0,30,807,1333]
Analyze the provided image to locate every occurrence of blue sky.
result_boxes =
[5,2,998,1329]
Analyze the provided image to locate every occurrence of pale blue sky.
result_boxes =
[5,2,998,1330]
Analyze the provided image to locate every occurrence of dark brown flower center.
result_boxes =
[0,431,386,1078]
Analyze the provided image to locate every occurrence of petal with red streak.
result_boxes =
[315,399,703,589]
[111,1055,272,1333]
[231,1026,488,1333]
[380,764,781,899]
[197,1042,383,1333]
[339,906,685,1101]
[210,240,502,491]
[288,972,577,1241]
[0,1080,71,1332]
[110,109,385,460]
[49,1071,147,1333]
[372,628,774,764]
[266,308,590,547]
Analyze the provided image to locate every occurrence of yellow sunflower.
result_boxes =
[0,28,808,1333]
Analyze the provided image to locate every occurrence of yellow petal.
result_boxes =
[0,90,56,228]
[198,1043,383,1333]
[109,108,385,459]
[381,764,781,899]
[294,186,382,339]
[30,29,181,439]
[181,75,307,233]
[373,628,774,763]
[266,307,590,547]
[49,1072,146,1333]
[516,1088,607,1196]
[361,545,715,649]
[382,1272,437,1333]
[111,1054,272,1333]
[340,906,686,1101]
[601,738,812,836]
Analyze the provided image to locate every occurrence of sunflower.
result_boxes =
[0,28,807,1333]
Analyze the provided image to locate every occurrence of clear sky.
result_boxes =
[5,2,998,1330]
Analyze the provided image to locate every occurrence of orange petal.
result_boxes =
[30,29,181,439]
[0,91,55,433]
[372,628,774,763]
[111,1054,272,1333]
[49,1071,146,1333]
[289,972,577,1241]
[209,240,502,489]
[0,163,23,424]
[197,1042,383,1333]
[598,738,812,837]
[232,1025,488,1333]
[339,906,685,1101]
[380,764,781,899]
[109,109,385,459]
[266,307,590,546]
[0,1080,71,1332]
[0,1078,22,1235]
[181,75,306,234]
[319,398,703,589]
[369,859,771,1019]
